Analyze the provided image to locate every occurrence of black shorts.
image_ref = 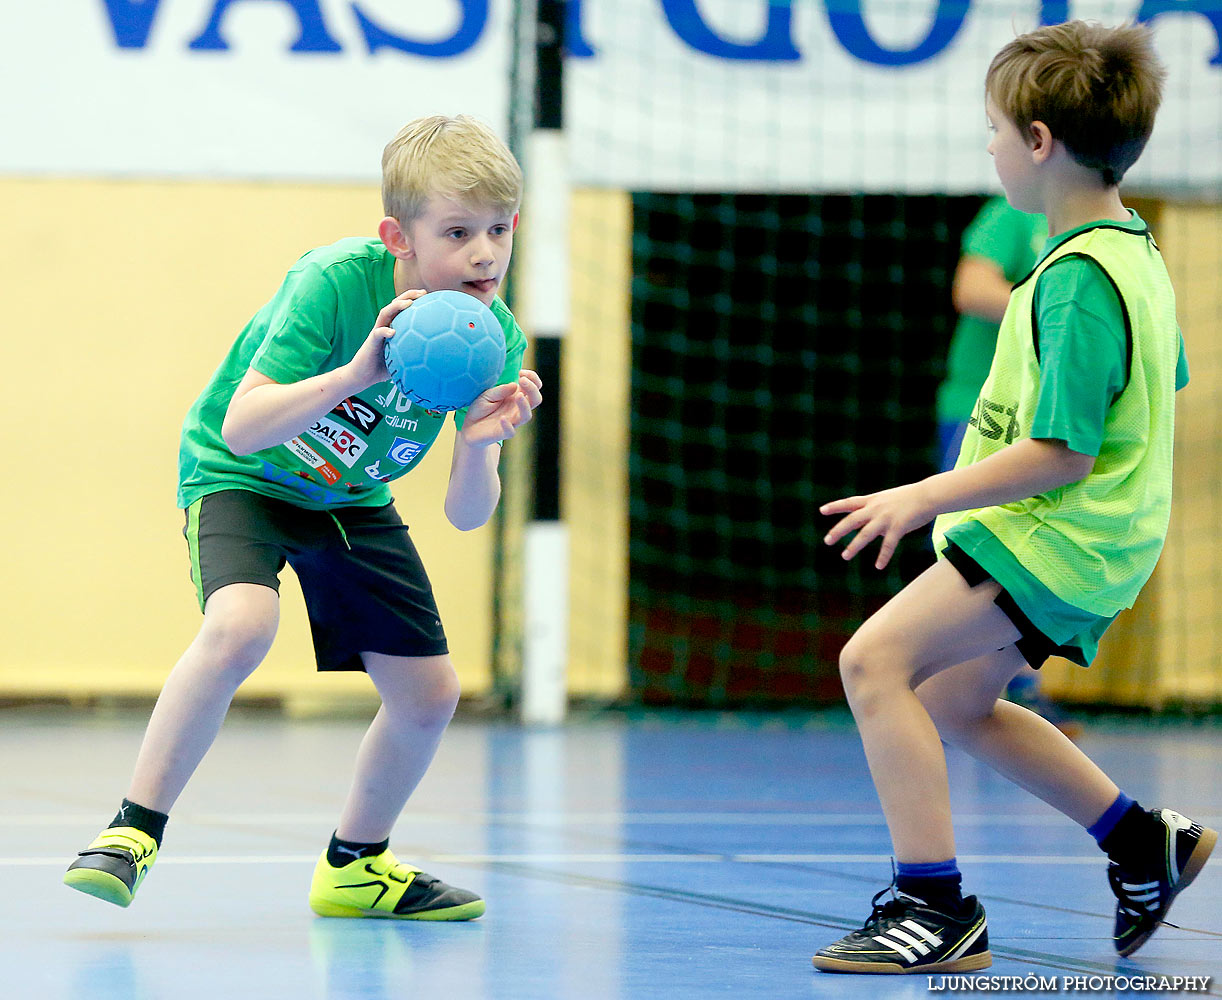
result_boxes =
[182,489,448,672]
[942,541,1065,669]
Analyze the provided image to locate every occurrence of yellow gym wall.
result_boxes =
[1,177,497,710]
[4,179,1215,708]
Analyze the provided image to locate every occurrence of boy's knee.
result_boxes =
[917,683,994,740]
[838,631,891,706]
[196,605,277,674]
[838,625,923,719]
[377,656,461,728]
[417,666,461,723]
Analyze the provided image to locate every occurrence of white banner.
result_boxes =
[0,1,513,181]
[2,1,1219,192]
[566,0,1222,193]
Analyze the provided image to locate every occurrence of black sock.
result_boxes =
[327,832,390,868]
[1099,802,1158,869]
[895,860,966,915]
[897,876,967,915]
[109,798,169,847]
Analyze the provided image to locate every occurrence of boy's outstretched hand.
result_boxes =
[459,370,543,448]
[821,482,934,570]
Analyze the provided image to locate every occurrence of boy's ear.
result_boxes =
[1028,120,1054,164]
[512,212,519,232]
[379,216,415,259]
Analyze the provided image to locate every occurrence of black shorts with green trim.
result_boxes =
[182,489,448,672]
[942,541,1075,669]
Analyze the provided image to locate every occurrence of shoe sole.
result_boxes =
[63,868,134,908]
[1117,825,1217,957]
[812,951,992,974]
[309,897,486,921]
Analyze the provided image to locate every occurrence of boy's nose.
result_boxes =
[469,238,495,266]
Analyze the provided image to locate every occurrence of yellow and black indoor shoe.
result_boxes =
[308,848,485,921]
[64,826,158,907]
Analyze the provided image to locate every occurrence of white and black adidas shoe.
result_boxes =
[1110,807,1217,956]
[813,887,991,974]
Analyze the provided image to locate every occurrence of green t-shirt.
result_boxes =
[1026,224,1188,457]
[177,237,527,510]
[936,197,1047,423]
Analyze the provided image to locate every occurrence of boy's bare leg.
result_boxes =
[917,649,1119,827]
[334,651,460,844]
[838,560,1025,863]
[126,583,279,813]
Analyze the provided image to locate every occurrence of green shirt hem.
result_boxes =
[939,520,1116,665]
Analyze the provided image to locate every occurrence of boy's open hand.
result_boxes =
[349,288,426,390]
[460,369,543,448]
[820,482,934,570]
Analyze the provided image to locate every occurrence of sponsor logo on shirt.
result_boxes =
[968,395,1020,444]
[386,415,419,430]
[284,437,343,483]
[305,416,368,467]
[331,396,382,434]
[259,460,331,505]
[388,437,423,466]
[363,460,392,482]
[375,384,416,413]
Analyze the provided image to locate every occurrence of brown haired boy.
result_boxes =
[812,22,1212,973]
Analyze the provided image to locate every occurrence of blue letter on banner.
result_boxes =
[826,0,969,66]
[565,0,596,57]
[189,0,343,52]
[1136,0,1222,65]
[101,0,164,48]
[1039,0,1070,25]
[352,0,488,57]
[661,0,800,61]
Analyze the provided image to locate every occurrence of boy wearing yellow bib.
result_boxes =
[813,21,1214,974]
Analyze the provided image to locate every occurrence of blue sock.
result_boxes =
[896,859,964,913]
[1007,671,1038,695]
[1088,792,1135,847]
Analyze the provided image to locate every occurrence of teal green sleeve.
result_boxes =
[1029,256,1128,456]
[1176,329,1189,391]
[249,262,339,385]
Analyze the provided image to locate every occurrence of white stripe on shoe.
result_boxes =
[885,927,931,954]
[868,916,949,965]
[872,934,919,963]
[901,919,944,945]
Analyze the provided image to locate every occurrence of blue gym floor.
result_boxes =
[3,706,1218,999]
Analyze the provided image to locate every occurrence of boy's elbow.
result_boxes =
[221,417,252,456]
[445,508,490,532]
[950,282,969,316]
[1062,448,1096,484]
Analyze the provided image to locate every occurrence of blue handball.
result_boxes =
[383,290,507,412]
